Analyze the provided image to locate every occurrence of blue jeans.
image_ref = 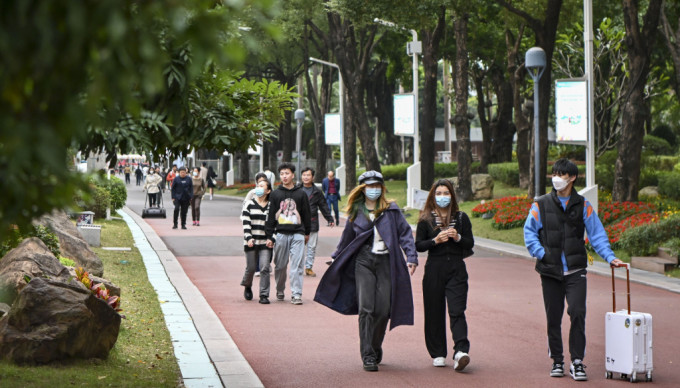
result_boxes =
[304,232,319,269]
[273,233,305,298]
[326,194,339,224]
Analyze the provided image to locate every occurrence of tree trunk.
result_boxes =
[490,67,515,163]
[473,67,491,172]
[368,62,401,165]
[614,0,662,201]
[453,13,473,201]
[660,3,680,114]
[506,26,531,189]
[239,151,250,183]
[421,8,446,189]
[344,91,357,189]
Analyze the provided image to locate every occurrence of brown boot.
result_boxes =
[305,268,316,277]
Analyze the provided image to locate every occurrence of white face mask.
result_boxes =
[552,176,570,191]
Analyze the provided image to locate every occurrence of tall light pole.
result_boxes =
[375,18,421,208]
[309,57,346,195]
[526,47,546,200]
[294,109,305,183]
[583,0,598,214]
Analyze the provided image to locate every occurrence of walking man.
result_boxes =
[265,163,311,305]
[124,165,131,184]
[300,168,334,277]
[135,165,143,186]
[322,170,341,226]
[171,167,193,230]
[523,158,623,381]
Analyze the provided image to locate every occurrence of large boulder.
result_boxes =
[0,277,121,364]
[639,186,659,198]
[0,238,72,305]
[471,174,494,200]
[35,211,104,276]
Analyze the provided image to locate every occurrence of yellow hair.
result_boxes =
[344,183,393,221]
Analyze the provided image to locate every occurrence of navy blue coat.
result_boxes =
[314,202,418,330]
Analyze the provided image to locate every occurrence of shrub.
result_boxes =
[658,172,680,200]
[643,135,673,156]
[595,149,618,191]
[488,162,519,186]
[0,225,61,259]
[59,256,76,266]
[90,185,111,218]
[650,124,677,148]
[103,176,127,210]
[380,163,410,180]
[434,162,459,178]
[644,155,679,171]
[618,214,680,256]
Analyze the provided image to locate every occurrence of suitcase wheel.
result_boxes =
[605,371,613,379]
[646,371,652,382]
[630,371,636,383]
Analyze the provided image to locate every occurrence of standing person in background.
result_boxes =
[264,163,311,305]
[206,165,218,200]
[155,167,164,204]
[322,170,341,226]
[190,167,206,226]
[415,179,475,371]
[124,165,131,184]
[171,167,193,230]
[300,168,334,277]
[315,171,418,372]
[200,162,209,183]
[166,165,177,190]
[135,165,143,186]
[263,167,276,187]
[143,167,163,208]
[241,179,273,304]
[523,158,623,381]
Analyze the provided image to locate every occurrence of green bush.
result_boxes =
[619,214,680,256]
[90,185,111,218]
[644,155,680,171]
[0,225,61,259]
[369,161,480,181]
[59,256,76,266]
[379,163,409,180]
[488,162,519,186]
[103,176,127,210]
[643,135,673,156]
[650,124,677,148]
[658,172,680,200]
[434,162,459,178]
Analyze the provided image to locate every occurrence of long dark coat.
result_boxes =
[314,202,418,330]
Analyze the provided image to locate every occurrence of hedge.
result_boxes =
[658,172,680,200]
[102,176,127,210]
[644,155,680,171]
[618,214,680,256]
[488,162,518,186]
[367,162,481,181]
[643,134,673,156]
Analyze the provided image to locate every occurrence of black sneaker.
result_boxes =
[363,358,378,372]
[550,362,565,377]
[570,360,587,381]
[259,296,270,304]
[172,224,178,229]
[243,286,253,301]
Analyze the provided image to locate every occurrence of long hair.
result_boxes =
[344,183,392,221]
[419,179,459,226]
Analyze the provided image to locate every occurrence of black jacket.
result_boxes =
[304,184,334,232]
[535,189,587,279]
[171,175,193,202]
[415,211,475,259]
[265,183,311,241]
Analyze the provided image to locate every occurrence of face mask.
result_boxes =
[552,176,569,191]
[254,187,265,197]
[365,188,382,200]
[193,172,198,177]
[435,195,451,208]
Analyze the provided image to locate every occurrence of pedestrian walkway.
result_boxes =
[123,183,680,387]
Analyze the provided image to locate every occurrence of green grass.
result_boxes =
[0,219,182,387]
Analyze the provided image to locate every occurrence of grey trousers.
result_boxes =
[355,245,391,363]
[241,248,272,297]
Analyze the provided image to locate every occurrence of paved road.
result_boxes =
[124,181,679,387]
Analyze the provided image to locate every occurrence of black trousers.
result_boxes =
[125,173,130,184]
[355,245,391,363]
[148,193,157,207]
[173,199,190,226]
[540,269,587,363]
[423,257,470,358]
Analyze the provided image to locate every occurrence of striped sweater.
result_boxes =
[241,198,271,250]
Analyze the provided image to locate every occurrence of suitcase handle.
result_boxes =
[611,262,630,314]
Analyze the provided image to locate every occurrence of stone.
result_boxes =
[0,238,72,305]
[35,210,104,277]
[0,277,121,364]
[639,186,659,198]
[472,174,494,200]
[0,303,9,318]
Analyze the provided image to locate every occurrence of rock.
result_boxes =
[35,210,104,277]
[0,238,72,305]
[471,174,494,200]
[0,303,9,318]
[639,186,659,198]
[66,267,120,298]
[0,277,121,364]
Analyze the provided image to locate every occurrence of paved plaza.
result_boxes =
[123,183,680,387]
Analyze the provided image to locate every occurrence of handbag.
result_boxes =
[210,177,217,185]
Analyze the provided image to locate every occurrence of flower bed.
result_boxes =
[471,196,531,218]
[588,212,661,249]
[598,201,657,226]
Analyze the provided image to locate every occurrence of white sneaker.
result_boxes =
[570,360,587,381]
[254,272,260,277]
[433,357,446,367]
[453,352,470,372]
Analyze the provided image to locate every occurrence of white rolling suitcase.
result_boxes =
[605,263,653,382]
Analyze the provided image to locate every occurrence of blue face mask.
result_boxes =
[365,188,382,200]
[254,187,265,197]
[435,195,451,208]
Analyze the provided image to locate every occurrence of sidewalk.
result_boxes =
[122,186,680,387]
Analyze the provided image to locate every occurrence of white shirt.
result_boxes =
[368,213,388,255]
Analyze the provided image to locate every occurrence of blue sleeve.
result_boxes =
[583,201,617,263]
[523,202,545,260]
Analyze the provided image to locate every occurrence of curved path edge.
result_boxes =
[119,207,264,388]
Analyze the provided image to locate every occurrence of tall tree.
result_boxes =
[452,10,473,201]
[614,0,663,201]
[661,0,680,99]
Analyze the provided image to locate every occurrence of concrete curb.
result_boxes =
[120,207,264,388]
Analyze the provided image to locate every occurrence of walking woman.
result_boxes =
[415,179,475,371]
[206,165,218,200]
[241,179,273,304]
[143,168,163,207]
[315,171,418,372]
[190,167,206,226]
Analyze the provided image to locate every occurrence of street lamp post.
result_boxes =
[294,109,305,183]
[309,57,346,196]
[525,47,546,200]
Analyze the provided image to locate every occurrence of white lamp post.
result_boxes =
[294,109,305,183]
[526,47,546,200]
